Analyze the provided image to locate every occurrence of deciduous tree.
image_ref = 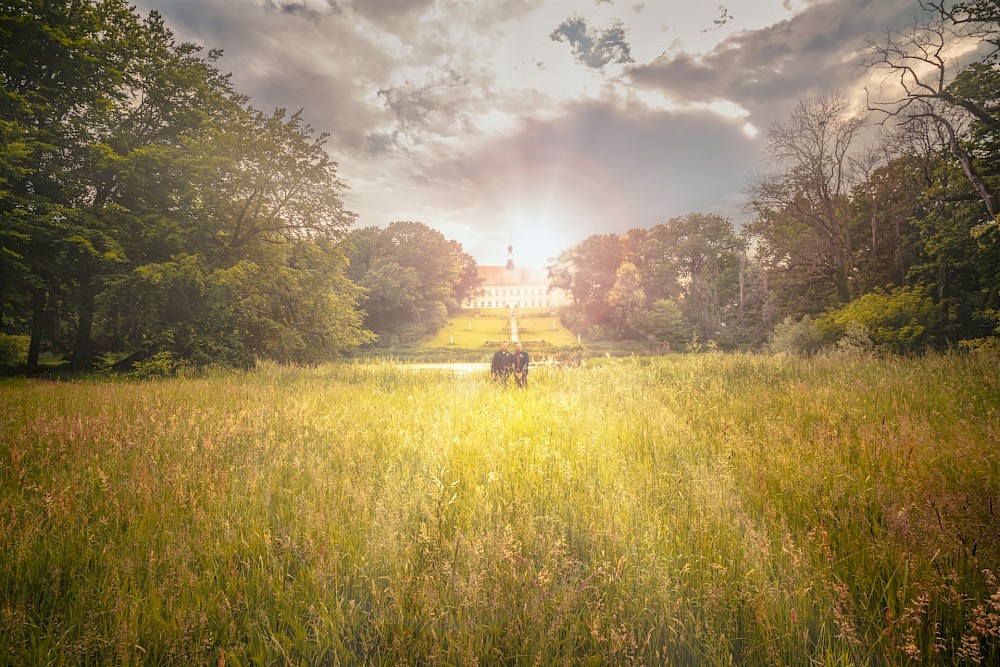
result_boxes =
[747,94,866,307]
[344,221,476,344]
[607,261,645,337]
[863,0,999,219]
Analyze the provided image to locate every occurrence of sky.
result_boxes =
[131,0,933,267]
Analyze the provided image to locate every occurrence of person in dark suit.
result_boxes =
[491,340,514,385]
[512,341,530,388]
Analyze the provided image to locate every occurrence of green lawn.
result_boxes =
[2,352,998,664]
[427,308,579,349]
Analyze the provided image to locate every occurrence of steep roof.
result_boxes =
[478,265,550,286]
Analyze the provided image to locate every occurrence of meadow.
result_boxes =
[1,352,998,665]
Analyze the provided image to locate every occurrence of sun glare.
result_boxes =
[510,217,573,267]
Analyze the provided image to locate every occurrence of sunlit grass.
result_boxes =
[1,352,998,664]
[427,309,578,349]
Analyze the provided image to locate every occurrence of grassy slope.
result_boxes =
[1,352,998,665]
[426,309,579,349]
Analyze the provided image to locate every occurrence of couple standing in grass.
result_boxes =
[491,340,530,388]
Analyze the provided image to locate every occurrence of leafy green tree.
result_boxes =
[102,243,371,366]
[0,107,34,333]
[450,240,481,313]
[202,241,371,364]
[908,200,996,341]
[607,261,645,337]
[0,332,28,367]
[353,260,422,340]
[861,2,1000,343]
[206,107,352,255]
[99,253,214,364]
[873,115,1000,342]
[569,234,624,315]
[549,234,624,334]
[555,219,754,344]
[651,213,745,341]
[1,0,127,368]
[344,221,475,345]
[625,226,683,305]
[103,99,368,364]
[1,0,243,369]
[2,1,372,370]
[747,94,866,307]
[848,148,925,294]
[638,298,691,349]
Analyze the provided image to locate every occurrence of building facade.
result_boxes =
[463,245,568,310]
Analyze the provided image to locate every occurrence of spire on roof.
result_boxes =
[505,236,515,270]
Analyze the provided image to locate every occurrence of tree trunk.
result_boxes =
[842,218,854,302]
[70,285,96,370]
[691,270,711,336]
[950,138,998,219]
[870,196,879,282]
[761,268,773,331]
[26,287,46,372]
[826,212,853,304]
[737,253,746,327]
[894,216,907,286]
[110,348,151,373]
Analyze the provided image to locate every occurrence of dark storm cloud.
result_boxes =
[628,0,926,129]
[550,15,634,69]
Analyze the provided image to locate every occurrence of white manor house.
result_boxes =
[463,243,568,310]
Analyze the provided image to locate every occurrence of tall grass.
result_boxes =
[1,352,997,665]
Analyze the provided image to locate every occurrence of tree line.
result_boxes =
[0,0,476,371]
[552,1,999,355]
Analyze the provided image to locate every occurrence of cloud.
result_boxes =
[371,70,472,154]
[550,15,634,69]
[628,0,924,130]
[346,0,434,32]
[264,0,340,19]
